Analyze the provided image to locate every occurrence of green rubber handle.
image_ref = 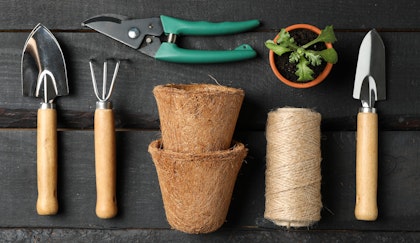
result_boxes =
[155,42,257,63]
[160,15,260,35]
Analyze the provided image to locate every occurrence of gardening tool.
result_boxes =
[21,24,69,215]
[82,14,260,63]
[89,59,120,219]
[353,29,386,221]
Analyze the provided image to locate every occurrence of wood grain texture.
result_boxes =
[0,0,419,240]
[0,130,418,231]
[0,31,420,130]
[94,109,117,219]
[36,109,58,215]
[0,0,419,30]
[0,228,418,242]
[355,112,378,221]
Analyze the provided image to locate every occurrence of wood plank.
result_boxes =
[1,0,419,30]
[0,228,418,242]
[1,0,419,240]
[0,130,418,230]
[2,31,420,130]
[0,130,166,228]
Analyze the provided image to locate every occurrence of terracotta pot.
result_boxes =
[148,139,248,234]
[153,84,244,153]
[269,24,334,88]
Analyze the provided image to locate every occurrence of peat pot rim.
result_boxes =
[153,83,245,96]
[149,139,247,158]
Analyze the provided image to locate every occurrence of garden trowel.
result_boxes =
[353,29,385,221]
[21,24,69,215]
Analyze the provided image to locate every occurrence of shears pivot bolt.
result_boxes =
[128,27,140,39]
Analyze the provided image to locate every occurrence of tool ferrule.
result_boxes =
[96,101,112,110]
[39,102,55,110]
[359,107,376,113]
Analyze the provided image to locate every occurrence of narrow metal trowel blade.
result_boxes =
[21,24,68,102]
[353,29,386,101]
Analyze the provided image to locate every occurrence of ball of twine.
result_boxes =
[264,107,322,228]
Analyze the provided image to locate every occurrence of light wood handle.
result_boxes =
[94,109,117,219]
[37,108,58,215]
[355,112,378,221]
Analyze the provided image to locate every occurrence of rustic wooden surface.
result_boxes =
[0,0,419,241]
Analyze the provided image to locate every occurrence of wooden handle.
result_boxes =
[355,112,378,221]
[94,109,117,219]
[37,108,58,215]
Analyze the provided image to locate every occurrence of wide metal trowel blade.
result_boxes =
[353,29,386,101]
[21,24,68,102]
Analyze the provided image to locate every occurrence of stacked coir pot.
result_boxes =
[149,83,248,234]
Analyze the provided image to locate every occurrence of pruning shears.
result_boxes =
[82,14,260,63]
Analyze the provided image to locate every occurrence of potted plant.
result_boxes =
[265,24,338,88]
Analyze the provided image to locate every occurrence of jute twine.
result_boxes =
[264,107,322,228]
[153,84,244,153]
[149,139,248,234]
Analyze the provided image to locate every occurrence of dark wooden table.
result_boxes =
[0,0,419,242]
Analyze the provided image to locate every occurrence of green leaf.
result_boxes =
[302,25,337,49]
[276,29,293,45]
[317,25,337,43]
[289,51,301,63]
[317,48,338,64]
[265,41,292,56]
[265,28,301,56]
[295,58,314,81]
[304,51,322,66]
